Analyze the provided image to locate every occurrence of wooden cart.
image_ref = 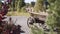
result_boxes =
[27,11,48,28]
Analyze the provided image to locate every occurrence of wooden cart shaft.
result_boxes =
[29,11,48,21]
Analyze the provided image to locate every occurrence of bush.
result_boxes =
[21,7,26,12]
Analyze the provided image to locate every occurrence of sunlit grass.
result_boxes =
[7,11,30,17]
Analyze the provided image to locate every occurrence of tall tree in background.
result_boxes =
[12,0,15,11]
[10,0,25,11]
[25,3,30,7]
[34,0,44,12]
[31,1,35,7]
[16,0,25,12]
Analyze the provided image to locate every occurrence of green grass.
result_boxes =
[7,11,30,16]
[31,26,44,34]
[30,25,57,34]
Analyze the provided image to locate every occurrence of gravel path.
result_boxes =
[5,16,30,34]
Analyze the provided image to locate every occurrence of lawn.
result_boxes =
[30,25,57,34]
[7,11,30,17]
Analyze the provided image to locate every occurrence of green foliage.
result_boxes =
[17,0,25,11]
[31,2,35,7]
[48,0,56,3]
[47,0,60,26]
[10,0,25,11]
[31,27,44,34]
[25,3,30,7]
[34,0,44,12]
[46,0,60,34]
[21,7,26,12]
[0,4,1,10]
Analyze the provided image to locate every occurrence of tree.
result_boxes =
[12,0,15,11]
[10,0,25,11]
[25,3,30,7]
[32,0,60,34]
[31,1,35,7]
[34,0,44,12]
[16,0,25,12]
[46,0,60,34]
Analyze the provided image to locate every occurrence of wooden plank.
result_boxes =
[28,11,48,16]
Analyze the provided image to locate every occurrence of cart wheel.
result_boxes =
[27,17,35,28]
